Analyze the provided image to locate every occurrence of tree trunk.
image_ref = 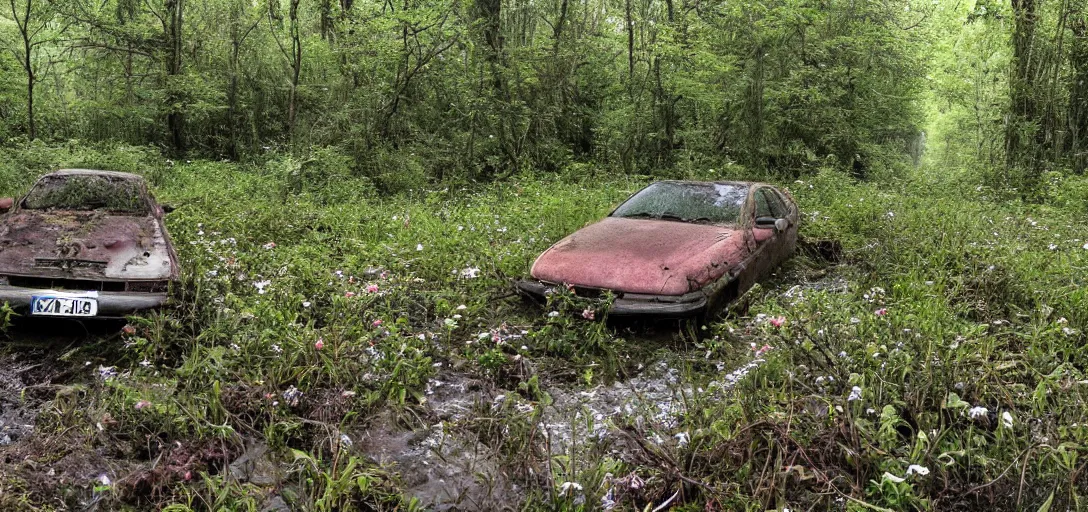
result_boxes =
[288,0,302,140]
[165,0,186,152]
[1006,0,1038,174]
[625,0,634,83]
[1069,2,1088,173]
[653,0,676,165]
[10,0,37,139]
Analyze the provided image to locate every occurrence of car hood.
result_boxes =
[0,210,177,281]
[530,217,748,296]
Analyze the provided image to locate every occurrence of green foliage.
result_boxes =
[0,0,927,180]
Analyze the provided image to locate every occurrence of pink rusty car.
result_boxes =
[517,180,799,317]
[0,170,179,318]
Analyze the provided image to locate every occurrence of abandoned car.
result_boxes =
[0,170,179,318]
[517,180,799,317]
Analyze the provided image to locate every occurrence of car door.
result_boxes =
[746,187,791,280]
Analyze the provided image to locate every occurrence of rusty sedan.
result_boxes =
[0,170,179,319]
[517,180,798,317]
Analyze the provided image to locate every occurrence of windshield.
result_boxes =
[611,182,749,224]
[23,175,147,213]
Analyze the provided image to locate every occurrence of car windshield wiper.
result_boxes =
[621,212,685,221]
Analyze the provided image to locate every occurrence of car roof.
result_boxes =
[654,179,773,188]
[47,169,145,181]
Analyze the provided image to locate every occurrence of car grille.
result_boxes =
[6,276,169,293]
[9,276,126,292]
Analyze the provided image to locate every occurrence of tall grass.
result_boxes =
[0,142,1085,510]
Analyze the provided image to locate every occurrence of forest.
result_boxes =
[0,0,1086,510]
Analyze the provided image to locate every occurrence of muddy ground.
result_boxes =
[0,255,848,511]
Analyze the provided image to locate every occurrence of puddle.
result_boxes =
[0,322,90,448]
[0,352,41,446]
[354,372,522,511]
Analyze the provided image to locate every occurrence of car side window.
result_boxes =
[763,189,788,218]
[754,189,774,218]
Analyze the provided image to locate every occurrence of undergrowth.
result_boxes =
[0,142,1085,511]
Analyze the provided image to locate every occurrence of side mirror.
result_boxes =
[755,216,789,232]
[0,197,13,214]
[755,216,777,228]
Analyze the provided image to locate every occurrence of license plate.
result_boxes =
[31,296,99,317]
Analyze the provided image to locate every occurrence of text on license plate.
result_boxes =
[31,296,99,317]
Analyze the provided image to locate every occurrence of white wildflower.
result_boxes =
[558,481,583,496]
[282,386,303,407]
[460,267,481,278]
[1001,411,1014,429]
[254,280,271,294]
[416,243,424,251]
[674,432,690,447]
[547,311,560,318]
[968,406,989,419]
[848,386,863,401]
[906,464,930,476]
[97,366,117,380]
[515,403,534,414]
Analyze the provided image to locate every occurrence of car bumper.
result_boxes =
[515,280,708,317]
[0,285,169,318]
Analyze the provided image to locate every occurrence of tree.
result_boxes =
[2,0,61,139]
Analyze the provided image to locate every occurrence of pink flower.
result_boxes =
[184,471,192,481]
[875,308,888,316]
[314,339,324,350]
[582,308,596,320]
[366,284,379,293]
[372,319,383,328]
[134,400,151,410]
[344,291,356,298]
[769,316,786,327]
[122,325,136,335]
[262,242,276,250]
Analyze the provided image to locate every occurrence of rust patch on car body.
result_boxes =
[0,170,179,284]
[531,217,747,295]
[0,211,175,281]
